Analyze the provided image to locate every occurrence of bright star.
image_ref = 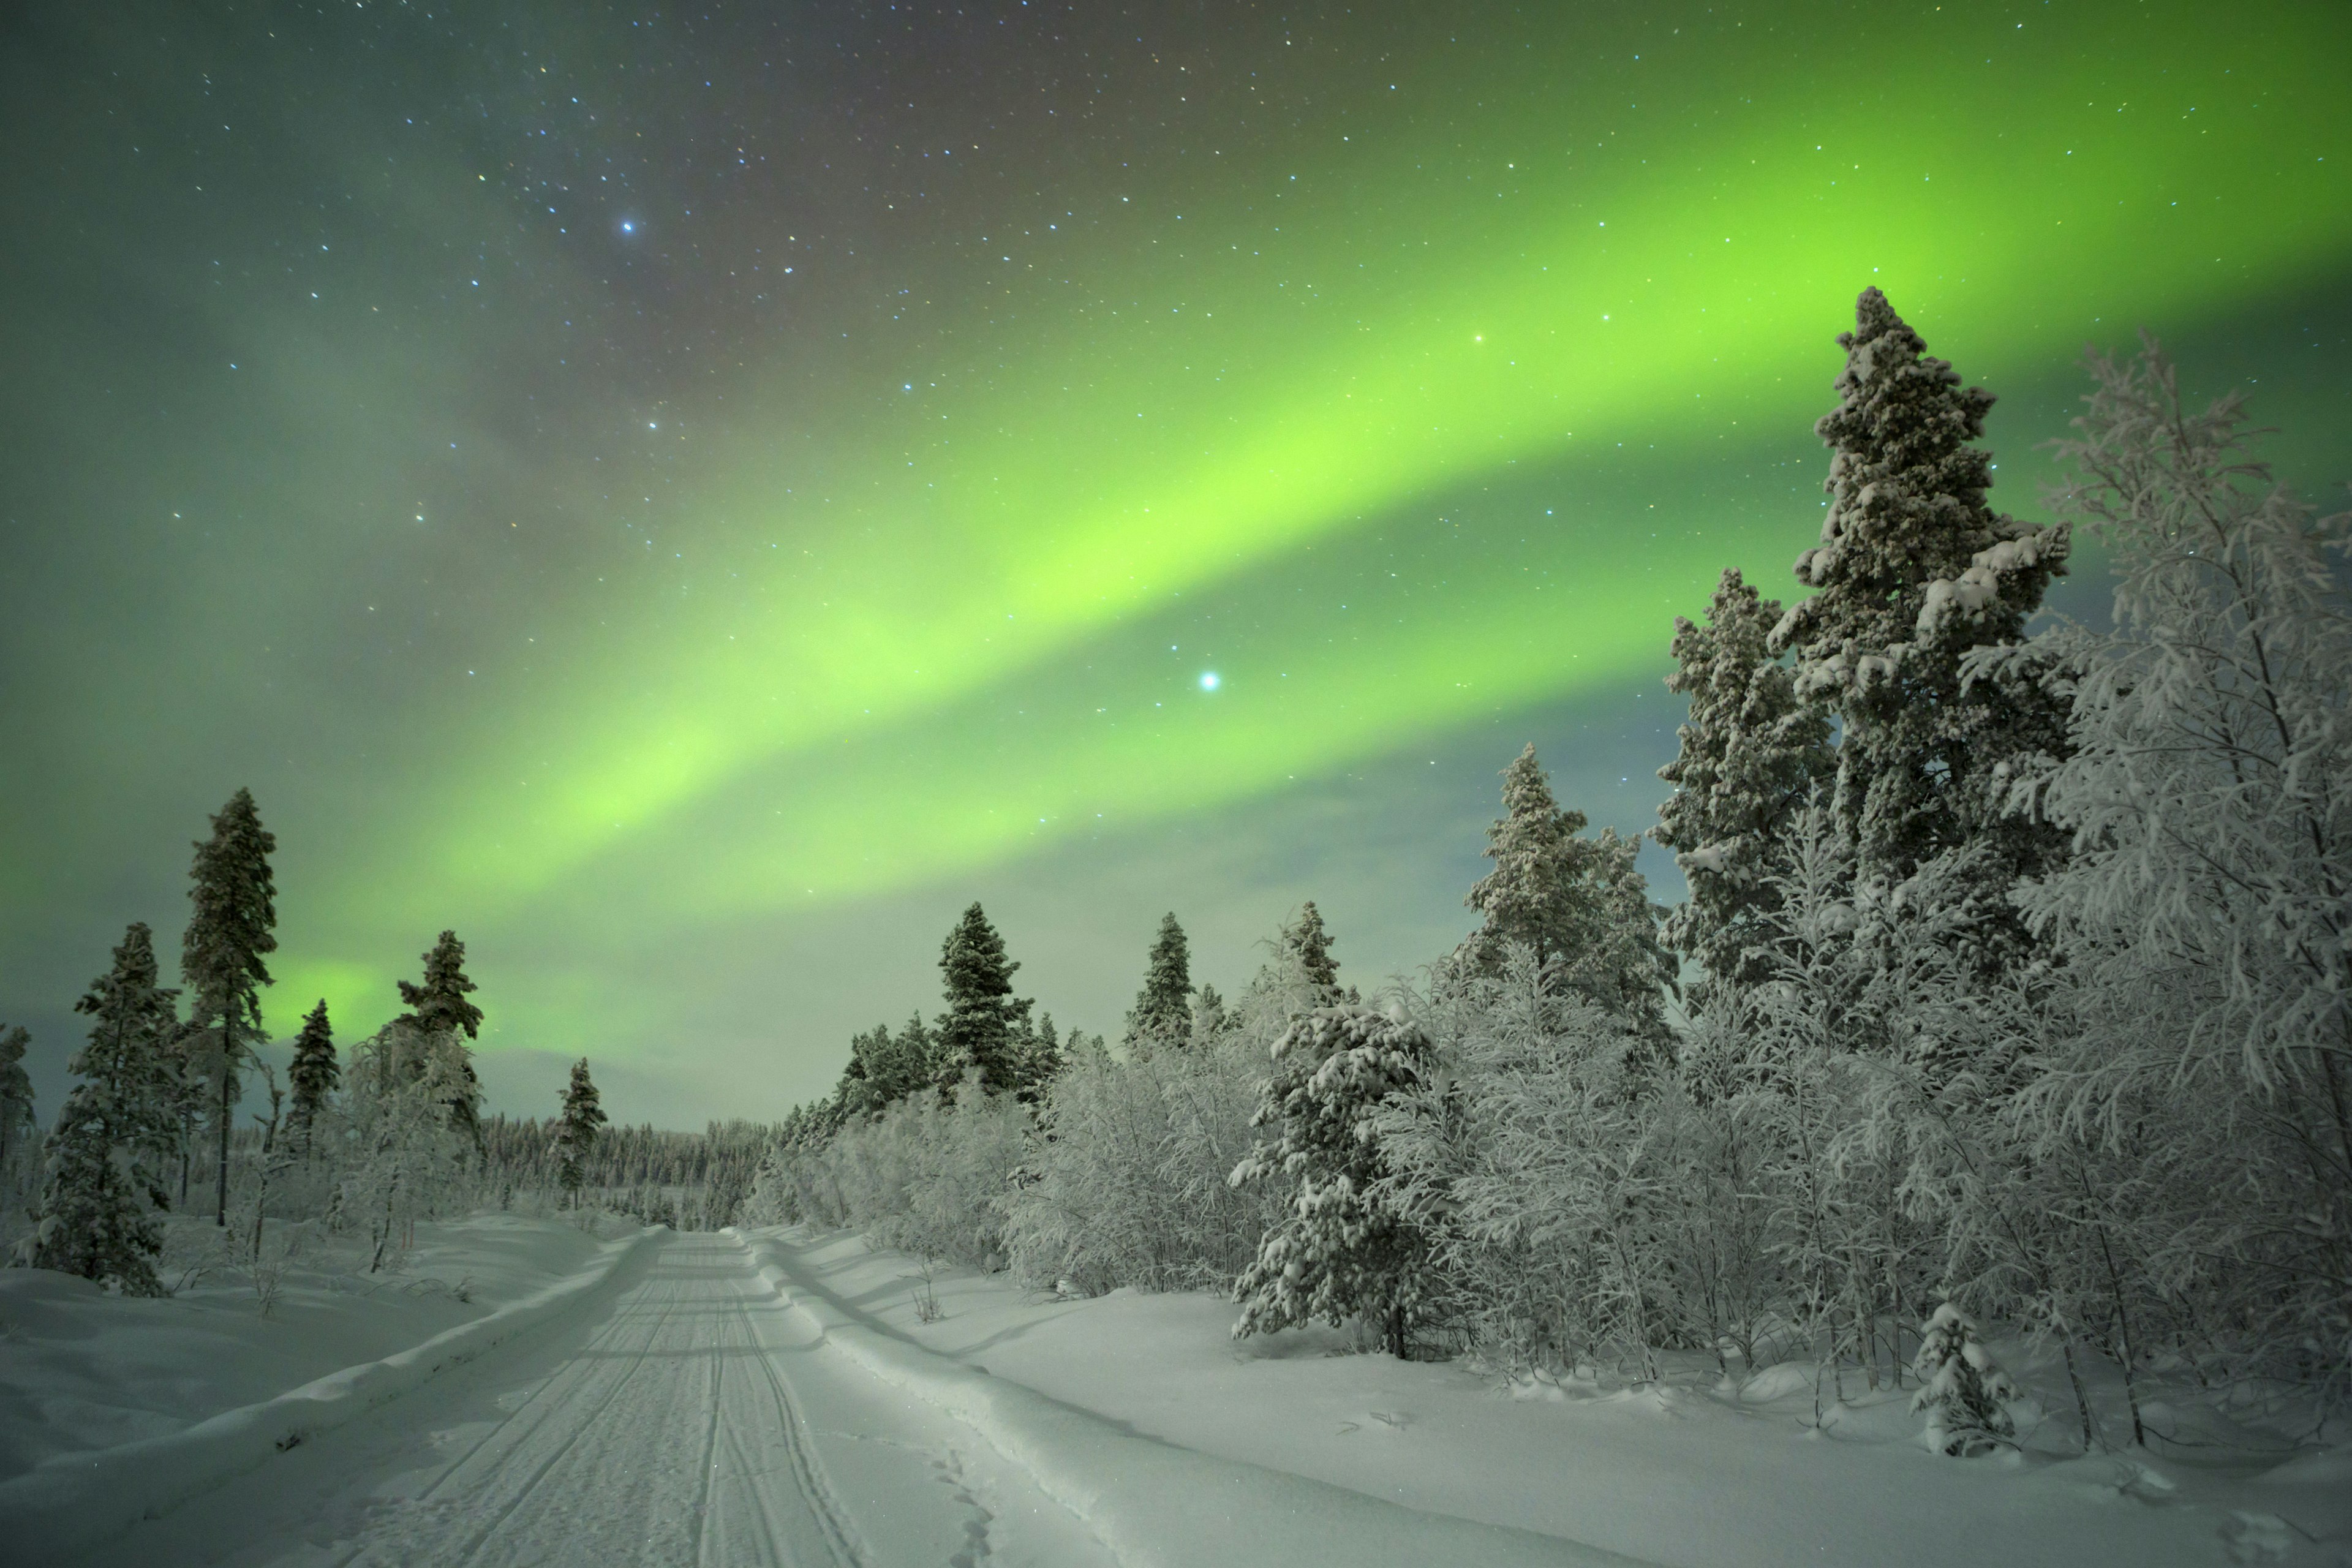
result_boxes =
[620,220,635,233]
[1199,672,1220,692]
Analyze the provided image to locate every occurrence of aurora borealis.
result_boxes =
[3,2,2346,1125]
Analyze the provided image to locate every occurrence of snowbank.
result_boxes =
[733,1227,1647,1568]
[0,1215,661,1559]
[741,1227,2352,1568]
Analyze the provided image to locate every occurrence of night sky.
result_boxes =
[4,1,2346,1127]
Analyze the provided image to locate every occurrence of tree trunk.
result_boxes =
[214,1049,233,1226]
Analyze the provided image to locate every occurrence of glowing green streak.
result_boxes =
[287,1,2351,1046]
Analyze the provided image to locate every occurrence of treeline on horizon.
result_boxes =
[0,793,720,1282]
[745,290,2351,1453]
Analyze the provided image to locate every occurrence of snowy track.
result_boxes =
[331,1239,868,1566]
[67,1233,1116,1567]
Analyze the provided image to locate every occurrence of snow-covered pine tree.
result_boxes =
[1230,1005,1439,1357]
[1278,902,1344,1006]
[1014,1012,1065,1102]
[1910,1302,2018,1455]
[1123,913,1196,1052]
[935,902,1025,1095]
[395,930,484,1145]
[1768,290,2071,951]
[183,787,278,1226]
[834,1025,883,1117]
[553,1058,608,1202]
[0,1023,34,1191]
[1460,745,1674,1044]
[21,924,186,1293]
[1656,570,1836,988]
[285,999,338,1158]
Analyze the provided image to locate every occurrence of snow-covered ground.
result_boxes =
[753,1229,2352,1568]
[1,1218,2344,1566]
[0,1210,625,1475]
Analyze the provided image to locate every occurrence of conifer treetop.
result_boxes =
[288,999,339,1099]
[398,929,485,1039]
[937,902,1027,1095]
[1772,287,2066,682]
[1124,911,1197,1047]
[1463,745,1672,1031]
[183,787,278,1037]
[1280,902,1342,999]
[556,1058,608,1150]
[1767,289,2072,891]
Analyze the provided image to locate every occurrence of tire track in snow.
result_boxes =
[723,1253,867,1568]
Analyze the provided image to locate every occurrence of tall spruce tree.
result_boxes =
[1461,745,1673,1038]
[1123,913,1196,1050]
[553,1058,608,1201]
[1768,290,2071,929]
[396,931,484,1144]
[1655,570,1838,987]
[183,788,277,1226]
[285,1000,339,1156]
[22,924,184,1292]
[935,903,1025,1095]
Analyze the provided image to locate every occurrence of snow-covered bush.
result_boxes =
[1002,1012,1283,1296]
[331,1022,480,1272]
[1910,1302,2018,1455]
[761,1078,1029,1270]
[1378,948,1694,1381]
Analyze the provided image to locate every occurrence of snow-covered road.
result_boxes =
[74,1232,1119,1567]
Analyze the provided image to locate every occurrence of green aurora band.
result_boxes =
[9,3,2346,1077]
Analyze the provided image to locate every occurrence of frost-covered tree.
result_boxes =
[285,1000,338,1157]
[1980,339,2352,1392]
[1460,745,1673,1042]
[0,1023,34,1189]
[1655,570,1836,987]
[1377,947,1682,1380]
[1231,1005,1438,1357]
[1769,290,2071,941]
[1123,913,1196,1051]
[394,932,484,1145]
[1006,962,1300,1297]
[1910,1303,2018,1455]
[935,903,1027,1095]
[553,1058,608,1201]
[183,787,277,1226]
[21,925,185,1293]
[339,1020,478,1270]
